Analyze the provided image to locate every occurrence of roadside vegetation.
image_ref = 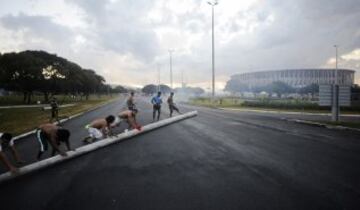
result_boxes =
[189,97,360,114]
[0,95,117,135]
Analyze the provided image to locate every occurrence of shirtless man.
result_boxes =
[36,124,71,160]
[83,115,116,143]
[126,92,136,111]
[0,132,23,173]
[115,109,142,131]
[167,92,181,117]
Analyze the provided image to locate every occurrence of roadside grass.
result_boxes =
[0,95,117,135]
[0,94,112,106]
[189,97,360,114]
[319,121,360,129]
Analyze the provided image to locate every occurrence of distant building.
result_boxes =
[230,68,355,88]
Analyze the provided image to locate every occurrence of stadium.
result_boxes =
[230,68,355,88]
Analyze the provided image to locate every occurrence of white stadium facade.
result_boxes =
[230,68,355,88]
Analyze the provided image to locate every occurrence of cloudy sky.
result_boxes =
[0,0,359,90]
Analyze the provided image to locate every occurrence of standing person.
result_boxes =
[50,97,59,123]
[36,124,71,160]
[83,115,116,143]
[167,92,181,117]
[0,132,23,173]
[126,92,136,111]
[151,91,162,121]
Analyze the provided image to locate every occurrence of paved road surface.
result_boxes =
[1,96,360,210]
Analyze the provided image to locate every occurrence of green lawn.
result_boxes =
[0,95,117,135]
[189,97,360,114]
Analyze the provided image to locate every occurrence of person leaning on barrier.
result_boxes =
[0,132,24,173]
[167,92,181,117]
[113,109,142,131]
[83,115,116,143]
[36,124,72,160]
[151,91,162,121]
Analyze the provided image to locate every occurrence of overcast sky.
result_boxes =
[0,0,359,89]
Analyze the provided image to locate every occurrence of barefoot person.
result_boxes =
[167,92,181,117]
[126,91,136,111]
[36,124,71,160]
[114,109,142,131]
[83,115,116,143]
[151,91,162,121]
[0,132,24,173]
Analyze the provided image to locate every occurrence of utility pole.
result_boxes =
[157,64,161,92]
[168,49,174,89]
[332,45,339,122]
[208,0,218,100]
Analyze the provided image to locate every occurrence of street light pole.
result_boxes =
[208,0,218,100]
[168,49,174,89]
[332,45,339,122]
[157,64,161,92]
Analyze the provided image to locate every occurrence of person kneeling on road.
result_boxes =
[83,115,116,143]
[0,132,24,173]
[114,109,142,131]
[36,124,72,160]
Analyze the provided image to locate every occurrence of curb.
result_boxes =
[284,118,360,132]
[0,111,198,184]
[12,98,119,142]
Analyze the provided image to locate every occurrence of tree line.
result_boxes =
[0,50,127,103]
[225,79,319,98]
[142,84,205,96]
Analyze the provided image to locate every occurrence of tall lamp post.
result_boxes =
[168,49,174,89]
[208,0,218,100]
[157,64,161,92]
[332,45,339,122]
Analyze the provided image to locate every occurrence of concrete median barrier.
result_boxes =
[0,111,198,184]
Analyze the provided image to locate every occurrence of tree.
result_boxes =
[224,79,249,93]
[269,81,294,98]
[298,84,319,98]
[142,84,157,95]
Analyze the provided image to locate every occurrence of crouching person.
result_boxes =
[36,124,71,160]
[0,132,23,173]
[83,115,115,143]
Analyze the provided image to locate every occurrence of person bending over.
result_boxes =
[83,115,115,143]
[0,132,24,173]
[36,124,71,160]
[114,109,142,131]
[151,91,162,121]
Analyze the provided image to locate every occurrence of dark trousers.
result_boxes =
[153,105,161,121]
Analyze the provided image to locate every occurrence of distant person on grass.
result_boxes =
[167,92,181,117]
[126,92,136,111]
[113,109,142,131]
[36,124,72,160]
[151,91,162,121]
[50,97,59,123]
[0,132,24,173]
[83,115,116,143]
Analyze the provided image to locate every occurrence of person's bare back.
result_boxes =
[89,119,108,130]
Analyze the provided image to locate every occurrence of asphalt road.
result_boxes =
[1,96,360,210]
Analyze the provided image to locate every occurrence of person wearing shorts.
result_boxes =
[36,124,71,160]
[151,91,162,121]
[83,115,116,143]
[126,92,136,111]
[0,132,23,173]
[117,109,142,131]
[167,92,181,117]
